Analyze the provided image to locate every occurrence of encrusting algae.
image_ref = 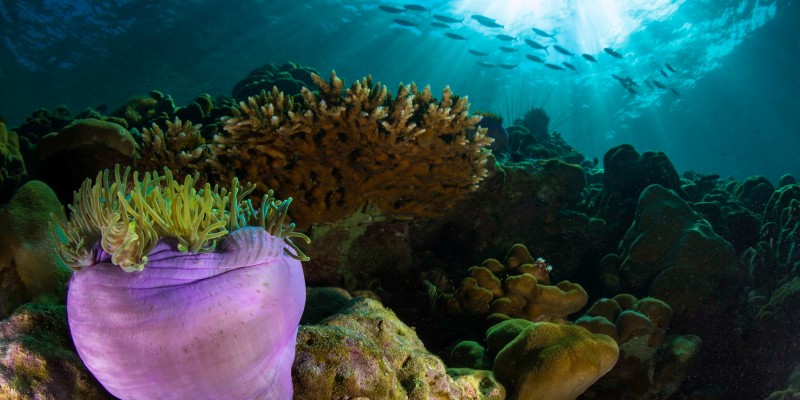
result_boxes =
[48,164,310,272]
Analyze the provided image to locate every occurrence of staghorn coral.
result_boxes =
[216,71,493,227]
[49,164,309,272]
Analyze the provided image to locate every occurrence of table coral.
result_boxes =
[215,71,493,227]
[49,165,310,399]
[444,244,588,323]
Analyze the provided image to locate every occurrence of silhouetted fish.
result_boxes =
[552,45,574,56]
[476,61,497,68]
[393,18,418,27]
[496,34,515,41]
[562,61,577,71]
[627,87,638,95]
[525,54,544,63]
[652,79,667,89]
[430,22,450,29]
[612,74,638,91]
[379,5,405,13]
[471,15,504,28]
[499,46,518,53]
[531,28,556,38]
[544,63,565,71]
[524,39,549,54]
[670,88,681,96]
[498,64,518,69]
[665,63,677,73]
[445,32,469,40]
[603,47,623,58]
[660,69,668,78]
[468,49,489,56]
[644,80,653,89]
[403,4,428,12]
[433,14,463,23]
[582,54,598,63]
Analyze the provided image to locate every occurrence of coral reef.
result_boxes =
[0,180,71,318]
[215,71,493,228]
[293,297,505,400]
[577,295,701,399]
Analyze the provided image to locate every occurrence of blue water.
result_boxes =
[1,0,797,181]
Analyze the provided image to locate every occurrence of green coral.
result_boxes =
[49,165,310,272]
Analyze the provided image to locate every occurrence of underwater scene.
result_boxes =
[0,0,799,399]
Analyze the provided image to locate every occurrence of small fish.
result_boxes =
[524,39,549,54]
[496,34,516,41]
[476,61,497,68]
[581,54,598,63]
[544,63,565,71]
[603,47,623,58]
[393,18,418,27]
[499,46,518,53]
[525,54,544,63]
[498,63,518,69]
[627,87,638,95]
[430,21,451,29]
[562,61,577,71]
[445,32,469,41]
[552,45,574,56]
[403,4,428,12]
[652,79,667,89]
[433,14,463,23]
[468,49,489,56]
[644,80,653,89]
[665,63,677,73]
[670,87,681,96]
[471,15,504,28]
[379,5,405,13]
[531,28,556,38]
[660,69,668,78]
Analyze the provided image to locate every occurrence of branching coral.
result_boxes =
[215,71,493,227]
[136,117,210,180]
[49,164,310,272]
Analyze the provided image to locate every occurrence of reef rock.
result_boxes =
[293,297,505,400]
[0,302,111,399]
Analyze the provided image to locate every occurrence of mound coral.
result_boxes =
[444,243,588,323]
[488,319,619,400]
[49,165,310,399]
[214,71,493,227]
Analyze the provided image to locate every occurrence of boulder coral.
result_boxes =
[615,184,742,321]
[293,297,506,400]
[488,319,619,400]
[49,165,310,399]
[34,118,139,202]
[0,180,72,318]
